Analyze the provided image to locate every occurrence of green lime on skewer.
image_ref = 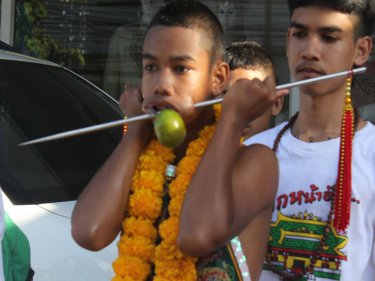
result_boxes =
[154,109,186,148]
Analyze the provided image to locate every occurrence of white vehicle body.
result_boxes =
[3,192,118,281]
[0,44,122,280]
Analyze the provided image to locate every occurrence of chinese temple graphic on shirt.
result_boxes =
[264,184,349,281]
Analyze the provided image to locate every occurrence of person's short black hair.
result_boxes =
[287,0,375,38]
[146,0,224,65]
[225,41,277,82]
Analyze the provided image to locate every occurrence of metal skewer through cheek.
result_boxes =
[18,67,366,146]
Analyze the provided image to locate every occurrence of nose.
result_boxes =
[151,69,174,96]
[301,36,321,61]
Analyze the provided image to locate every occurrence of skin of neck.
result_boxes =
[293,80,364,141]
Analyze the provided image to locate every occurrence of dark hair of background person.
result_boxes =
[287,0,375,38]
[224,40,277,82]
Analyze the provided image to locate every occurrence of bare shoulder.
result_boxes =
[237,143,277,167]
[233,143,279,206]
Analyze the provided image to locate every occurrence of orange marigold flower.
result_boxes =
[123,277,137,281]
[168,174,191,198]
[146,140,175,162]
[198,124,215,140]
[153,277,169,281]
[159,217,179,243]
[136,152,166,174]
[112,255,151,280]
[186,137,208,156]
[176,156,200,176]
[123,217,157,241]
[114,121,219,280]
[122,277,136,281]
[132,170,164,195]
[213,104,222,121]
[112,275,137,281]
[118,236,155,263]
[129,189,162,221]
[155,240,184,261]
[168,196,184,217]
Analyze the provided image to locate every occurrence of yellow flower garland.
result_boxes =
[112,105,221,281]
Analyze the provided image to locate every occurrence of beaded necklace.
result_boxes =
[267,77,358,280]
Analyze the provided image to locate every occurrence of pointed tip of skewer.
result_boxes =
[19,140,40,146]
[18,113,156,147]
[18,137,55,147]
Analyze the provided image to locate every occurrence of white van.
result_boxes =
[0,44,121,281]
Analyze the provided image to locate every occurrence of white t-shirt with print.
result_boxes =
[244,121,375,281]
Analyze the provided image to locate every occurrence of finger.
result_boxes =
[276,88,290,97]
[263,75,277,91]
[118,94,127,114]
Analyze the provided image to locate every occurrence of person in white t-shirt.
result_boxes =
[243,1,375,280]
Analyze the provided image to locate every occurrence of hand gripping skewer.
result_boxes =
[19,67,366,146]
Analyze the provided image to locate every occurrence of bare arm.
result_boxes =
[239,206,273,281]
[178,78,279,257]
[71,87,153,251]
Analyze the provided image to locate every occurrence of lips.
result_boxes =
[296,65,325,78]
[143,99,178,113]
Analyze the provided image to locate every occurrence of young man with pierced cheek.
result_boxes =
[71,1,280,281]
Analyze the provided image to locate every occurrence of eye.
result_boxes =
[143,64,157,72]
[174,65,190,74]
[292,30,306,39]
[321,34,338,43]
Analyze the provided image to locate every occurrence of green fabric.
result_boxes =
[196,244,242,281]
[2,213,31,281]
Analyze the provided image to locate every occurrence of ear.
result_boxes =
[211,61,230,98]
[354,36,373,66]
[271,95,284,116]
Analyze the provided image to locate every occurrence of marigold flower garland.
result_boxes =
[112,105,221,281]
